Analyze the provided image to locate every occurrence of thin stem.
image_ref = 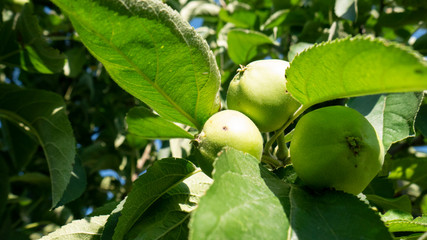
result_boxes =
[275,132,288,161]
[264,104,308,154]
[261,153,283,169]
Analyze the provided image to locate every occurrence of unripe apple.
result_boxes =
[226,59,301,132]
[290,106,384,195]
[196,110,263,176]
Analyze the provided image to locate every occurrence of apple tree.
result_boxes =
[1,0,427,239]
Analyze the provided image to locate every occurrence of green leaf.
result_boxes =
[55,156,87,208]
[347,92,423,151]
[377,9,427,29]
[421,195,427,215]
[50,0,221,130]
[0,4,65,73]
[0,84,76,209]
[273,164,299,185]
[80,143,121,174]
[1,119,38,170]
[9,172,50,185]
[101,198,126,240]
[40,215,109,240]
[125,133,149,150]
[0,1,3,23]
[129,210,189,240]
[0,157,8,218]
[288,42,313,62]
[180,1,220,22]
[413,33,427,55]
[218,8,257,29]
[64,47,87,78]
[126,172,212,239]
[189,148,290,240]
[395,0,427,8]
[298,21,324,43]
[289,187,393,240]
[382,210,427,233]
[287,36,427,107]
[272,0,297,9]
[170,138,193,158]
[415,104,427,137]
[261,9,289,30]
[113,158,197,240]
[334,0,357,21]
[388,157,427,189]
[88,201,120,218]
[282,8,307,26]
[126,106,194,140]
[382,209,413,221]
[227,29,276,64]
[363,177,395,198]
[365,194,412,213]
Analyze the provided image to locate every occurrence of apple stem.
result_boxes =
[261,153,283,169]
[264,104,308,155]
[275,132,289,161]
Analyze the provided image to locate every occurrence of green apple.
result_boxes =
[290,106,384,195]
[196,110,263,176]
[226,59,301,132]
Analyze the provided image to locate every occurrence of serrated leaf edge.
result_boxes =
[291,35,427,65]
[112,160,200,240]
[40,215,109,240]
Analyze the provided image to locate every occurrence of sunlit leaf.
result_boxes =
[113,158,197,240]
[287,36,427,107]
[40,215,109,240]
[126,106,194,140]
[365,194,412,213]
[227,29,276,64]
[180,1,220,22]
[50,0,221,129]
[388,157,427,189]
[126,172,212,239]
[382,209,427,233]
[189,148,289,240]
[334,0,357,21]
[261,9,289,30]
[218,8,257,29]
[0,4,65,73]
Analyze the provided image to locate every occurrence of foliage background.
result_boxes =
[0,0,427,239]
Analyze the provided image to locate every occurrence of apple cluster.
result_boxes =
[195,59,384,195]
